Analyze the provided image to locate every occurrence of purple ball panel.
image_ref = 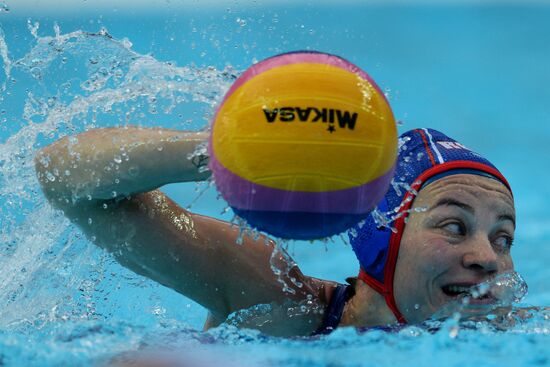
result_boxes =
[210,153,395,214]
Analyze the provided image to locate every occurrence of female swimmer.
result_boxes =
[34,127,518,336]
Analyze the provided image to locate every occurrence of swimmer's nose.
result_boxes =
[462,236,498,275]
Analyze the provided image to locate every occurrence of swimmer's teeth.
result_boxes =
[442,285,472,296]
[448,285,470,293]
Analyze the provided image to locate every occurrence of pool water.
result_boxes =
[0,1,549,366]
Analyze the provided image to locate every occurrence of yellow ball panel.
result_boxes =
[229,140,383,188]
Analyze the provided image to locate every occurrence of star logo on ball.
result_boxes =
[327,125,336,133]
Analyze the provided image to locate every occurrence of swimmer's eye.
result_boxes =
[493,234,514,252]
[440,221,466,237]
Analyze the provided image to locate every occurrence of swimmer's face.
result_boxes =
[393,174,515,323]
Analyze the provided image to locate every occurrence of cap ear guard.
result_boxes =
[349,197,392,285]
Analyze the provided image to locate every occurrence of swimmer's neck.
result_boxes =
[340,281,397,328]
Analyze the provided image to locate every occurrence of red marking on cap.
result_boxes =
[417,129,437,167]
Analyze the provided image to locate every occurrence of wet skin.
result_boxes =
[393,174,515,323]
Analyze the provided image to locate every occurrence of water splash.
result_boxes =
[224,294,325,337]
[370,180,426,232]
[431,271,529,323]
[186,139,210,174]
[185,179,214,210]
[397,135,411,153]
[225,211,302,296]
[269,241,299,295]
[0,26,11,92]
[0,23,234,337]
[225,303,275,329]
[469,271,528,304]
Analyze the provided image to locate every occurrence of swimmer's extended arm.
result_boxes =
[35,127,329,336]
[34,127,210,204]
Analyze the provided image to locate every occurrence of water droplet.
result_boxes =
[38,155,50,168]
[449,325,459,338]
[414,303,420,310]
[46,172,56,181]
[102,203,108,209]
[27,20,40,38]
[88,218,93,225]
[53,22,61,38]
[236,229,245,245]
[30,67,42,80]
[121,37,133,49]
[128,166,139,177]
[113,155,122,164]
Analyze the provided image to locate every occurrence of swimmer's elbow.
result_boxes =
[34,146,59,202]
[34,141,83,208]
[34,154,62,210]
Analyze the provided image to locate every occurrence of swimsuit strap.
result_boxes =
[313,284,354,335]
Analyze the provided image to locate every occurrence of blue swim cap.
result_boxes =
[349,128,512,323]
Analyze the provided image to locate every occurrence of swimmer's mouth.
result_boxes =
[441,284,496,304]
